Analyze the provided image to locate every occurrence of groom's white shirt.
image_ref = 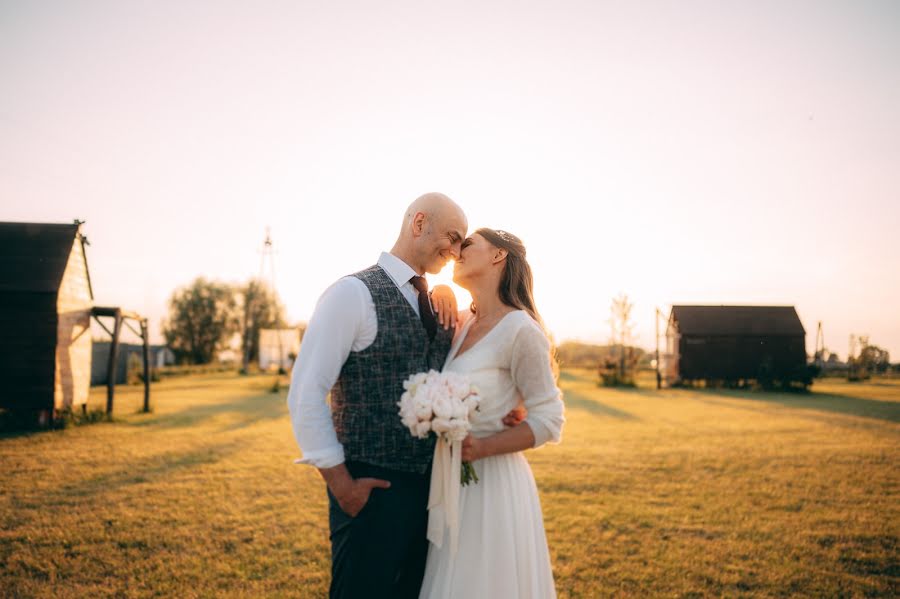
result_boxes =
[288,252,423,469]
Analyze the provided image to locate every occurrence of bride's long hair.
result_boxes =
[473,227,559,377]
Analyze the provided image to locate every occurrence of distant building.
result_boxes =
[258,328,301,371]
[663,305,809,387]
[91,341,174,385]
[0,222,94,417]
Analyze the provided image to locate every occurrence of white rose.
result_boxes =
[448,376,471,401]
[414,397,433,420]
[401,413,418,431]
[440,371,458,390]
[431,417,451,434]
[447,419,470,442]
[450,399,468,420]
[432,396,453,420]
[463,395,480,416]
[398,395,415,424]
[426,383,444,402]
[405,372,428,394]
[415,420,432,438]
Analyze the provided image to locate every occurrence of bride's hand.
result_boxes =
[502,405,527,427]
[430,284,458,330]
[461,434,486,462]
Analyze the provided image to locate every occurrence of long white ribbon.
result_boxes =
[426,437,462,556]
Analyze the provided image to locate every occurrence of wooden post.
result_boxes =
[655,308,661,390]
[106,309,122,415]
[141,318,151,413]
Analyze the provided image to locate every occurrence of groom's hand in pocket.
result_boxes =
[336,477,391,517]
[320,464,391,517]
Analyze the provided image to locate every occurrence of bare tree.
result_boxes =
[602,293,637,386]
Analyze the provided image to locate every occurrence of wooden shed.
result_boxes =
[663,305,809,388]
[91,341,173,385]
[0,222,94,419]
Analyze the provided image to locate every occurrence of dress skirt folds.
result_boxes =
[419,450,556,598]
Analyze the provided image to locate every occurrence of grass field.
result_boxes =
[1,371,897,597]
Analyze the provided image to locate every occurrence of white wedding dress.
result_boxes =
[419,310,565,599]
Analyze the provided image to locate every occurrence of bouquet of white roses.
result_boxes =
[398,369,481,485]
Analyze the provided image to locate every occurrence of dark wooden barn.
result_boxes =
[663,305,809,387]
[1,221,153,424]
[0,222,94,418]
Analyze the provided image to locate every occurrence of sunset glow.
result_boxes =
[2,1,898,358]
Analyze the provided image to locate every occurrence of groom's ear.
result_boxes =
[411,211,427,237]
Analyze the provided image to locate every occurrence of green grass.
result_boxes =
[1,371,897,597]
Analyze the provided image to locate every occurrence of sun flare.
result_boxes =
[430,259,472,314]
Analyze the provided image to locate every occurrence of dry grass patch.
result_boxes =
[1,371,897,597]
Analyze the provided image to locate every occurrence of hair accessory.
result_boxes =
[490,229,525,257]
[494,230,517,244]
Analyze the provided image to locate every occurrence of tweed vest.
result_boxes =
[330,265,453,474]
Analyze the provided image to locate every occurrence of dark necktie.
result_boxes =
[410,275,437,340]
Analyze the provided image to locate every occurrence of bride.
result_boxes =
[420,228,565,599]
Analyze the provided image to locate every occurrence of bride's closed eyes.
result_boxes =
[461,238,474,251]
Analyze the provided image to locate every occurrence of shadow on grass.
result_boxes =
[125,390,287,431]
[694,387,900,424]
[559,369,900,423]
[558,371,591,384]
[560,388,639,420]
[605,385,671,400]
[560,370,656,392]
[31,442,241,507]
[0,418,45,441]
[0,409,113,441]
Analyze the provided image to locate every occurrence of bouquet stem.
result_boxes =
[461,461,479,486]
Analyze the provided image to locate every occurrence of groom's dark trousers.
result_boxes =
[328,461,431,599]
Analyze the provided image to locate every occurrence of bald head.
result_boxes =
[393,192,468,275]
[402,192,466,235]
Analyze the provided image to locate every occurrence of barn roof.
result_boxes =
[0,221,92,296]
[670,305,805,336]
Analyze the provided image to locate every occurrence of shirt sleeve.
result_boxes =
[286,277,370,468]
[510,318,565,448]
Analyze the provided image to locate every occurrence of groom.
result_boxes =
[287,192,467,598]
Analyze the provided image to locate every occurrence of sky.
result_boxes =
[2,1,898,359]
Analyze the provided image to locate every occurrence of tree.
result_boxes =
[163,278,238,364]
[603,293,638,386]
[239,279,287,371]
[858,343,890,375]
